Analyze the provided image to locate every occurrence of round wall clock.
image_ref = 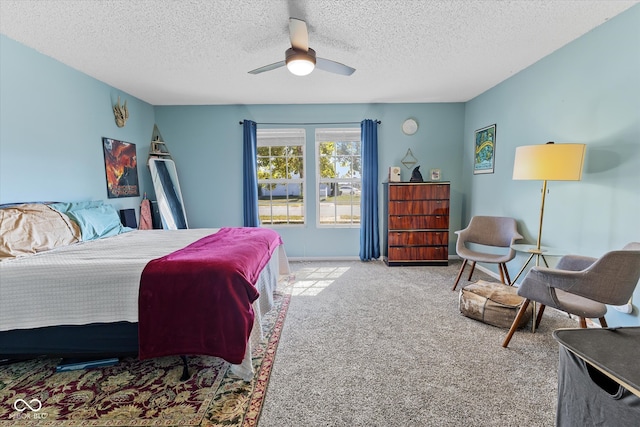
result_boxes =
[402,118,418,135]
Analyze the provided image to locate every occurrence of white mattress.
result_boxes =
[0,229,286,332]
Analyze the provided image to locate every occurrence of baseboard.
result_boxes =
[611,302,633,314]
[290,255,461,263]
[473,264,502,281]
[288,256,362,262]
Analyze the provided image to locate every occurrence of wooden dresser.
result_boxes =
[383,182,450,266]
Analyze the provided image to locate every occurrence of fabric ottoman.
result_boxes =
[459,280,533,329]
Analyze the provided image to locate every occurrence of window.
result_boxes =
[257,129,305,225]
[316,128,362,226]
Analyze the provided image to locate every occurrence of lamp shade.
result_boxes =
[512,142,586,181]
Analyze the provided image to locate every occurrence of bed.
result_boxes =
[0,202,289,380]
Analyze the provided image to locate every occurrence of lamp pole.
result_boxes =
[535,179,548,255]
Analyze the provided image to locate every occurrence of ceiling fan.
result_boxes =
[248,18,355,77]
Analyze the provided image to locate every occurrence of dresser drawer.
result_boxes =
[388,215,449,230]
[384,182,450,266]
[388,200,449,216]
[389,184,450,201]
[387,246,448,261]
[388,231,448,246]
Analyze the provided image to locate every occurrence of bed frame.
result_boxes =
[0,322,139,360]
[0,203,286,380]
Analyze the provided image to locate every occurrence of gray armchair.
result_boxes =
[452,216,523,290]
[502,242,640,348]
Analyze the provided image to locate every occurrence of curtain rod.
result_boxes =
[239,120,381,125]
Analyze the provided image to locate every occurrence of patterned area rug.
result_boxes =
[0,281,292,427]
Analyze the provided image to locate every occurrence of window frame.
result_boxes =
[315,127,362,228]
[256,128,306,227]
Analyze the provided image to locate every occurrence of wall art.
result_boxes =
[102,137,139,198]
[473,124,496,175]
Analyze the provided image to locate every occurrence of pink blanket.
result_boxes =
[138,227,283,364]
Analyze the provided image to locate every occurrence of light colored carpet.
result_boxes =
[258,260,578,427]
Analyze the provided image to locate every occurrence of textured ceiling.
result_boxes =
[0,0,637,105]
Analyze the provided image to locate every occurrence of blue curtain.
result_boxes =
[242,120,259,227]
[360,119,380,261]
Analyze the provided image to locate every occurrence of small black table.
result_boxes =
[553,327,640,426]
[553,327,640,397]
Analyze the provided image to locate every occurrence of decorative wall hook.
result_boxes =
[401,148,418,169]
[113,96,129,127]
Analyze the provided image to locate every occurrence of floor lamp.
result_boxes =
[511,142,586,282]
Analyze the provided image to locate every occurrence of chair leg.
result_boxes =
[502,264,512,286]
[467,261,476,281]
[452,259,468,291]
[535,304,546,329]
[502,299,531,348]
[498,264,505,284]
[599,317,608,328]
[579,317,587,328]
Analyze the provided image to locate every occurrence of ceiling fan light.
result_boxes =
[285,48,316,76]
[287,59,315,76]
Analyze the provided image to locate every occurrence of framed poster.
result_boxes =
[473,124,496,175]
[102,137,140,198]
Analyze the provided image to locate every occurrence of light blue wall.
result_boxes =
[0,34,465,258]
[153,103,465,258]
[463,5,640,326]
[0,35,154,214]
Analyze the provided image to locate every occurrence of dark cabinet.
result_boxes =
[383,182,450,266]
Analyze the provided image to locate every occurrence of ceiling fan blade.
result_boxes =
[316,57,356,76]
[248,60,286,75]
[289,17,309,51]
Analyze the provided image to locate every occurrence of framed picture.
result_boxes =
[430,168,441,181]
[473,124,496,175]
[102,137,140,198]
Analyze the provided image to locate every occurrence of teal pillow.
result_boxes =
[65,204,131,241]
[49,201,105,214]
